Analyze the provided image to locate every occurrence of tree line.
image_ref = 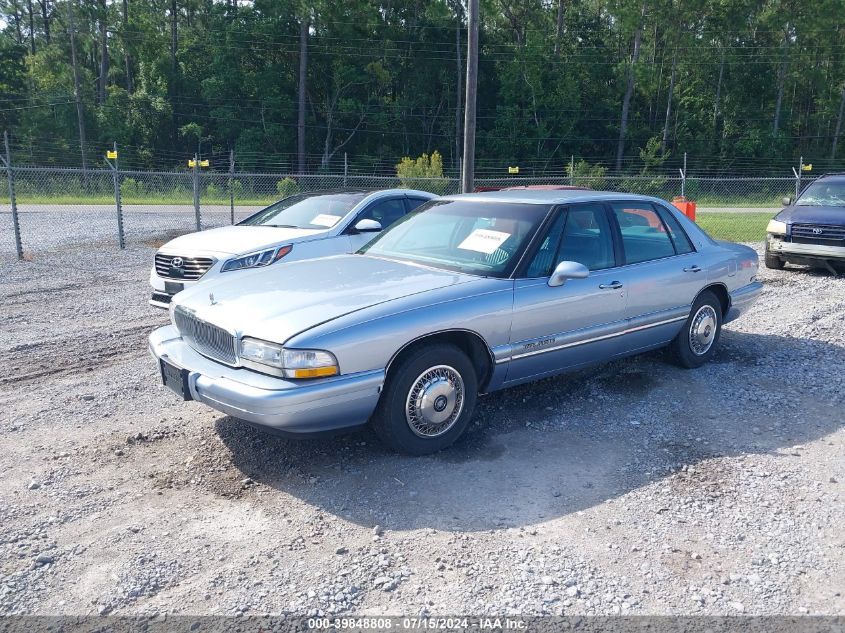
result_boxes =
[0,0,844,175]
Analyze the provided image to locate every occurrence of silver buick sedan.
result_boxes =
[149,190,762,454]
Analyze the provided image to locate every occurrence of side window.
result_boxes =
[655,205,695,255]
[611,202,676,264]
[356,198,407,229]
[524,203,615,276]
[405,197,430,212]
[557,204,615,271]
[525,211,566,277]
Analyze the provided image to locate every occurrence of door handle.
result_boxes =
[683,265,702,273]
[599,281,623,290]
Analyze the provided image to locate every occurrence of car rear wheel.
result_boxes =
[764,247,785,270]
[671,290,722,369]
[371,343,478,455]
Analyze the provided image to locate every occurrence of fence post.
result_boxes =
[193,153,201,231]
[229,149,235,225]
[2,131,23,260]
[105,142,126,249]
[569,155,575,185]
[343,152,348,187]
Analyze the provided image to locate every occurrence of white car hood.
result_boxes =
[160,225,328,256]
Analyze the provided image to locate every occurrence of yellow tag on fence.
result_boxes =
[106,150,117,159]
[508,166,519,174]
[188,159,197,167]
[200,159,210,168]
[802,164,812,172]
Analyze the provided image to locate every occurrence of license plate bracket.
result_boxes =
[160,358,192,401]
[164,281,185,295]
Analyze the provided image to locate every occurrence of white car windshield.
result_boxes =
[239,192,368,229]
[797,181,845,207]
[360,199,550,278]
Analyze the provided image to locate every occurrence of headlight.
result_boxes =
[239,337,339,378]
[766,219,787,235]
[221,245,292,272]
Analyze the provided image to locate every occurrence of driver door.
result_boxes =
[346,197,410,251]
[505,203,628,385]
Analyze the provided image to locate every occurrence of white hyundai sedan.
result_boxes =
[149,188,436,308]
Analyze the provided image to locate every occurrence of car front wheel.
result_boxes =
[372,343,478,455]
[671,290,723,368]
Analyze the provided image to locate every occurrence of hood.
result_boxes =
[173,255,474,344]
[777,204,845,226]
[161,225,327,256]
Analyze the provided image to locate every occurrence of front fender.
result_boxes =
[286,281,515,376]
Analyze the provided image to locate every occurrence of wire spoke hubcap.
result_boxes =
[689,305,718,356]
[406,365,465,438]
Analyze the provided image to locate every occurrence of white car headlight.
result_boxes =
[221,245,292,272]
[766,219,787,235]
[239,337,338,378]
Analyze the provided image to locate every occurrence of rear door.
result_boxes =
[505,203,629,384]
[609,200,704,351]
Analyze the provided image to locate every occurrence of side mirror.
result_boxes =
[782,196,793,207]
[548,261,589,287]
[353,219,382,233]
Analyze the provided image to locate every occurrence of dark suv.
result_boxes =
[765,173,845,273]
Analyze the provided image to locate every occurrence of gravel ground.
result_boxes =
[0,243,843,618]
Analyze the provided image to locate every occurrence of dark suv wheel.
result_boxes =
[371,343,478,455]
[764,246,785,270]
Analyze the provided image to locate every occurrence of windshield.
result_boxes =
[360,199,551,277]
[797,181,845,207]
[239,192,368,229]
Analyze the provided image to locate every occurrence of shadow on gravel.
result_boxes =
[214,330,845,532]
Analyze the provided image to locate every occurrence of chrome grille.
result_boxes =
[791,224,845,244]
[155,253,214,280]
[174,306,237,365]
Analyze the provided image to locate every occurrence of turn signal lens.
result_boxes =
[289,366,339,379]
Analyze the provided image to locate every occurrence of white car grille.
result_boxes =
[155,253,214,280]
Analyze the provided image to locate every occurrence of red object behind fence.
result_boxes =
[672,196,697,222]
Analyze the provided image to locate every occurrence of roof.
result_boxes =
[440,189,662,206]
[502,185,590,191]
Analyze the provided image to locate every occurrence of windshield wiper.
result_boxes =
[265,224,300,228]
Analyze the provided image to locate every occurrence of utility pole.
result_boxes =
[297,18,308,175]
[67,0,88,175]
[461,0,479,193]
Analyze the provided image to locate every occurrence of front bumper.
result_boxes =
[149,325,384,433]
[767,236,845,262]
[149,270,199,309]
[724,281,763,324]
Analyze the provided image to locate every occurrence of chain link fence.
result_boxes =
[1,165,811,261]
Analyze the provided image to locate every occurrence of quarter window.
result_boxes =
[656,205,695,255]
[611,202,676,264]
